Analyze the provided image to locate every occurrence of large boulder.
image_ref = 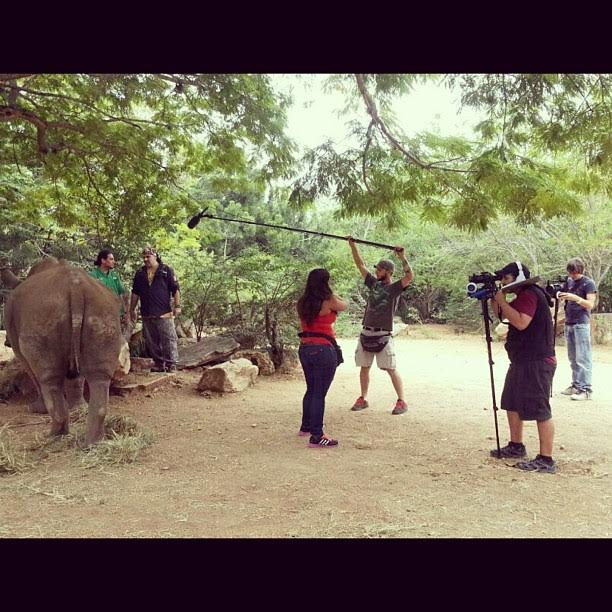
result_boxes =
[234,350,275,376]
[0,331,14,362]
[129,357,155,373]
[276,347,300,374]
[112,340,131,382]
[0,358,37,400]
[197,358,259,393]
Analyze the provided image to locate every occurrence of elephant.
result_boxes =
[3,256,123,445]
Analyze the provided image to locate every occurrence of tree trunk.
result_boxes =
[265,305,283,368]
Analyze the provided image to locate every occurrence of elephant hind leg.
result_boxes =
[83,378,110,446]
[29,395,48,414]
[40,384,70,437]
[64,376,87,412]
[11,350,48,414]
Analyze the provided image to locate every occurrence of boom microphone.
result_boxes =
[185,208,398,250]
[187,208,208,229]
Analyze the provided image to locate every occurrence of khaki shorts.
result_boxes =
[354,331,396,370]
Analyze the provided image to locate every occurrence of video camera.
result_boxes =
[466,271,501,300]
[545,275,567,300]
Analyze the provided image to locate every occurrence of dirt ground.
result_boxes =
[1,325,611,538]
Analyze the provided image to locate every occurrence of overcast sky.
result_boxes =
[270,74,484,152]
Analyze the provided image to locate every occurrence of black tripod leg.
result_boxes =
[551,298,560,398]
[481,298,502,458]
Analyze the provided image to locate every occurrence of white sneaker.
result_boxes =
[571,390,592,401]
[561,386,579,396]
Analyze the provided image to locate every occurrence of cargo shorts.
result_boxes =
[354,329,396,370]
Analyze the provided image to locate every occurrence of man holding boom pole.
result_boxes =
[347,237,414,415]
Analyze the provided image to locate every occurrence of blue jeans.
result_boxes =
[565,323,592,392]
[298,344,337,437]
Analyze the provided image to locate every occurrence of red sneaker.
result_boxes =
[392,399,407,415]
[351,396,369,411]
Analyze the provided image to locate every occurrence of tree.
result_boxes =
[0,74,296,253]
[289,74,612,231]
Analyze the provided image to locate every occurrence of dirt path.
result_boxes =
[1,326,611,538]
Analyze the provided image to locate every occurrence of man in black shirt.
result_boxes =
[490,261,557,473]
[130,246,181,373]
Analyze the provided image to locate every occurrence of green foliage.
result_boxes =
[0,74,295,260]
[290,73,611,232]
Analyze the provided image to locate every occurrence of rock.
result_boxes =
[129,357,155,373]
[197,358,259,393]
[178,335,240,369]
[0,331,14,362]
[112,340,131,382]
[110,372,177,397]
[232,331,258,350]
[234,350,275,376]
[276,348,300,374]
[0,358,37,400]
[177,337,198,347]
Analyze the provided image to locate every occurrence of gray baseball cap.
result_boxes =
[374,259,395,273]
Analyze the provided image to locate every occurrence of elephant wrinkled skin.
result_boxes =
[4,257,122,445]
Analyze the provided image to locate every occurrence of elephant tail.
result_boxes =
[67,270,85,379]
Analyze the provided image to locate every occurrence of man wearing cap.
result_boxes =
[490,261,558,473]
[129,247,181,373]
[347,237,413,415]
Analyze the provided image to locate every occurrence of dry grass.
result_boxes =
[80,413,153,469]
[19,410,153,469]
[0,424,32,475]
[80,431,152,469]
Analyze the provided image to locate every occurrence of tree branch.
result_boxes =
[354,74,475,174]
[362,119,375,194]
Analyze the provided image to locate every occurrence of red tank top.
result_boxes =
[300,311,337,345]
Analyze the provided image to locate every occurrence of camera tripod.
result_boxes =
[479,297,502,458]
[549,292,562,398]
[552,292,561,351]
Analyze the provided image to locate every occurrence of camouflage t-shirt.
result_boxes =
[362,272,405,331]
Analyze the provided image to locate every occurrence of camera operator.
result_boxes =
[490,261,558,473]
[558,257,597,401]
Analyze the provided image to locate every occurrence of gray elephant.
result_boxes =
[3,256,122,445]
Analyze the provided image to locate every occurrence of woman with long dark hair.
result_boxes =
[297,268,346,448]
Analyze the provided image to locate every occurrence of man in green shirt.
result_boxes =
[90,249,130,331]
